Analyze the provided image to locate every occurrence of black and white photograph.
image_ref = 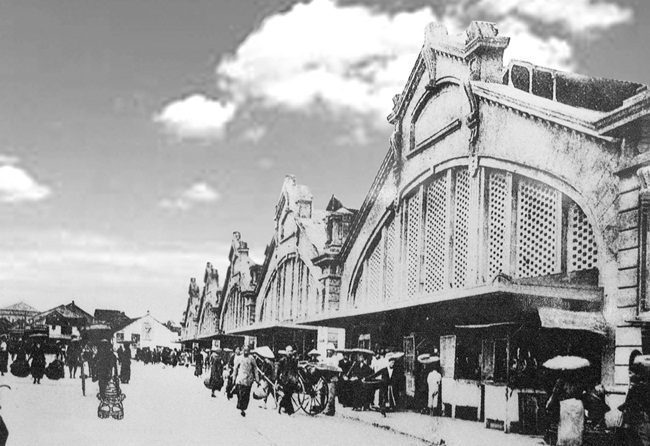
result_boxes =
[0,0,649,445]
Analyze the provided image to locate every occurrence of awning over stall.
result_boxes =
[538,307,608,336]
[227,322,320,336]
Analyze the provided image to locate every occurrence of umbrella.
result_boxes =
[29,333,48,339]
[542,355,590,370]
[417,353,440,364]
[252,346,274,359]
[307,349,321,357]
[352,348,374,356]
[386,352,405,361]
[335,348,353,354]
[314,363,342,373]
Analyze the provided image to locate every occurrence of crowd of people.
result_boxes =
[188,343,440,420]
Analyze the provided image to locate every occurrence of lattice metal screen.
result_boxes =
[453,168,470,288]
[405,192,422,298]
[367,241,383,304]
[384,218,396,302]
[424,175,449,293]
[516,177,561,278]
[487,171,508,281]
[568,203,597,272]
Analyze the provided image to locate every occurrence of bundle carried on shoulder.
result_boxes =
[10,359,30,377]
[45,359,65,380]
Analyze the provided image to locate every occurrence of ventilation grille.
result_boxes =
[406,193,422,298]
[424,175,449,292]
[568,203,598,272]
[367,242,383,304]
[384,218,396,302]
[516,178,560,278]
[487,171,508,281]
[453,169,471,288]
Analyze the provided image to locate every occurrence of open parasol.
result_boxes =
[417,353,440,364]
[352,348,374,356]
[386,351,405,361]
[314,363,342,373]
[252,346,275,359]
[29,333,48,339]
[542,355,591,370]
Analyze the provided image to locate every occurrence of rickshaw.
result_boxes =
[252,347,339,416]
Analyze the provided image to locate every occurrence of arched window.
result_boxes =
[350,166,598,306]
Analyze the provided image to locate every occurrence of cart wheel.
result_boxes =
[298,376,328,416]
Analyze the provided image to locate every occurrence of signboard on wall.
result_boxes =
[440,335,456,379]
[143,321,152,341]
[405,375,415,396]
[211,339,221,350]
[403,335,416,397]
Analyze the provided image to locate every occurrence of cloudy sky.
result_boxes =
[0,0,646,323]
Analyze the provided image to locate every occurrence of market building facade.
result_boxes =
[179,20,650,435]
[300,21,650,433]
[225,175,348,354]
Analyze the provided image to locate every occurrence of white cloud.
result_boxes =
[476,0,632,33]
[0,162,51,203]
[154,94,236,140]
[215,0,624,122]
[158,0,634,136]
[217,0,444,121]
[160,182,220,210]
[499,18,574,71]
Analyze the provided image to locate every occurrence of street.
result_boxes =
[0,359,433,446]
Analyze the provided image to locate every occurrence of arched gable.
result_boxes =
[257,253,321,324]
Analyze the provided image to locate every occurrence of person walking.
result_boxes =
[208,349,224,398]
[277,346,299,415]
[426,361,442,416]
[94,340,118,397]
[194,348,203,377]
[67,337,82,379]
[29,342,46,385]
[232,346,259,417]
[0,336,8,377]
[119,344,132,384]
[227,347,242,399]
[321,343,339,416]
[366,353,403,416]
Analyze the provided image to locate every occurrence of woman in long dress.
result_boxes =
[0,336,8,376]
[120,344,131,384]
[194,349,203,377]
[29,342,46,385]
